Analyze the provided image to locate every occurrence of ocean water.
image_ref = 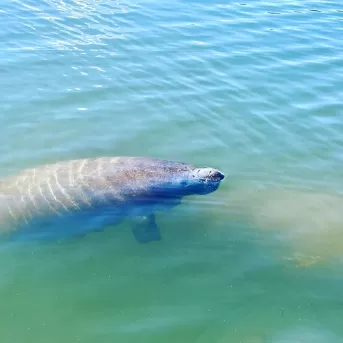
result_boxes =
[1,0,343,342]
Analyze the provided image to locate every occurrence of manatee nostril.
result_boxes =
[194,168,224,182]
[210,170,225,181]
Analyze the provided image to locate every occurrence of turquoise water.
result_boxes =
[1,0,343,341]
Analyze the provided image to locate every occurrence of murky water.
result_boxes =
[1,0,343,341]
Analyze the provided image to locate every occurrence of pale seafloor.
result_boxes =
[1,0,343,342]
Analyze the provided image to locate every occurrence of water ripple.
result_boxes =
[1,0,343,340]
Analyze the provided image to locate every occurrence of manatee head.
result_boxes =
[185,167,225,195]
[114,157,225,206]
[142,159,225,199]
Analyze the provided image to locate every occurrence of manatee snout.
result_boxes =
[191,167,225,182]
[200,168,225,182]
[186,167,225,195]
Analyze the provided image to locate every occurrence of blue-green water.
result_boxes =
[1,0,343,341]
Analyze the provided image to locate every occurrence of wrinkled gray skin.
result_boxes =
[0,156,225,243]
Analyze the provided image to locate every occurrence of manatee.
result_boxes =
[0,156,225,243]
[212,186,343,266]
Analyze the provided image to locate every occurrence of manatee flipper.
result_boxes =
[131,214,161,243]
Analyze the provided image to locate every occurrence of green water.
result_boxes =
[1,0,343,341]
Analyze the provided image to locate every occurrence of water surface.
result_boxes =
[1,0,343,342]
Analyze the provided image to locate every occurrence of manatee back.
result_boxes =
[0,156,186,232]
[0,158,125,231]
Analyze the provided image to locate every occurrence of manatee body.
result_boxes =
[0,156,225,243]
